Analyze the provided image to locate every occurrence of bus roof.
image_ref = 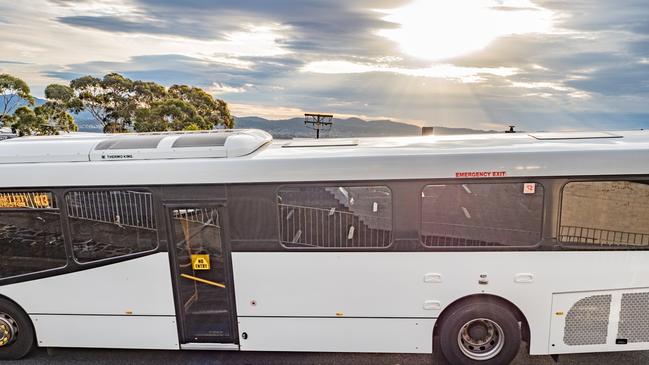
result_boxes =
[0,129,648,186]
[0,129,640,163]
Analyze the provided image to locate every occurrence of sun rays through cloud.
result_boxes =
[0,0,648,130]
[378,0,555,61]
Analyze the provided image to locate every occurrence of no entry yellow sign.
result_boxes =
[191,254,211,270]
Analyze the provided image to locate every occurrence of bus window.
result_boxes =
[0,192,67,279]
[277,185,392,249]
[421,183,544,247]
[65,190,158,263]
[560,181,649,247]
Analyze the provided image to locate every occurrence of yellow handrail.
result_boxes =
[180,273,226,288]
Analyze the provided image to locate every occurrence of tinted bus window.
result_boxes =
[66,190,158,263]
[560,181,649,247]
[277,186,392,249]
[421,183,544,247]
[0,192,67,279]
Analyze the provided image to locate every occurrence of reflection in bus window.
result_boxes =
[421,183,544,247]
[560,181,649,247]
[277,186,392,249]
[66,190,158,263]
[0,193,66,279]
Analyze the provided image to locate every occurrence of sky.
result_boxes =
[1,0,648,131]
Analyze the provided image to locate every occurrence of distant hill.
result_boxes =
[2,95,494,136]
[234,116,494,138]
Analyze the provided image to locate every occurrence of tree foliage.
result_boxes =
[68,73,234,133]
[134,98,209,132]
[2,72,235,135]
[10,84,78,136]
[0,74,34,127]
[11,107,41,136]
[168,85,234,128]
[70,73,133,133]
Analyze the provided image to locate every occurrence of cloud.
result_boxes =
[37,48,649,131]
[566,63,649,95]
[0,60,29,64]
[50,0,409,59]
[1,0,648,132]
[207,82,250,94]
[301,60,517,83]
[230,103,306,119]
[536,0,649,34]
[40,54,304,96]
[57,15,200,38]
[630,40,649,58]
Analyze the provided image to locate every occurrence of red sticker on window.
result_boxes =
[523,183,536,194]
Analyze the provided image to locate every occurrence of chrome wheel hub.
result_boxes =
[457,318,505,361]
[0,313,17,347]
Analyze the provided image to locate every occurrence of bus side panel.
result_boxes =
[238,317,434,353]
[31,315,178,350]
[0,253,175,315]
[232,251,649,355]
[0,253,179,350]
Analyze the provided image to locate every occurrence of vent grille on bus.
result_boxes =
[617,292,649,343]
[563,294,611,346]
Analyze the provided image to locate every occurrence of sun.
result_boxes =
[378,0,554,61]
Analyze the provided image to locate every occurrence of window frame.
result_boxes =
[275,183,395,250]
[0,188,69,281]
[558,178,649,250]
[418,180,547,250]
[63,187,161,265]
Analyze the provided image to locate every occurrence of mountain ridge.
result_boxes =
[2,95,494,136]
[233,116,495,138]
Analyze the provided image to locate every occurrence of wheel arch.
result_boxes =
[433,294,531,344]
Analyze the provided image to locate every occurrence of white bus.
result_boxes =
[0,129,648,364]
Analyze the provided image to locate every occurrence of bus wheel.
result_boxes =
[438,301,521,365]
[0,298,34,360]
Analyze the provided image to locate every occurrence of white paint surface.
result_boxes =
[0,253,176,315]
[238,317,434,353]
[232,251,649,355]
[32,314,179,349]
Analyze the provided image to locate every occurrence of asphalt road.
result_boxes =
[6,347,649,365]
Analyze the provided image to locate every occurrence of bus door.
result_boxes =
[166,204,236,347]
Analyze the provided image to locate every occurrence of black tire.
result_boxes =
[437,300,521,365]
[0,298,35,360]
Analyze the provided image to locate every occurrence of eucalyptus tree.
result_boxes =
[168,85,234,128]
[134,98,208,132]
[70,72,235,133]
[0,74,34,127]
[10,84,78,136]
[70,73,136,133]
[35,84,78,133]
